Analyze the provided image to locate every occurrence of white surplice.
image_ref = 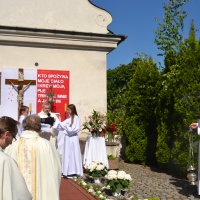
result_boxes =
[19,115,26,124]
[57,115,83,177]
[5,130,61,200]
[38,110,59,147]
[0,147,32,200]
[16,115,26,139]
[83,136,109,168]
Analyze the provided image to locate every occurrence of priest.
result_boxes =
[5,114,61,200]
[0,116,32,200]
[38,101,59,147]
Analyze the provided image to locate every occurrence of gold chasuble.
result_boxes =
[18,137,37,200]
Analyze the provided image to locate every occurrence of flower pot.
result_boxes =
[94,177,102,184]
[100,132,105,137]
[108,158,119,170]
[113,188,121,196]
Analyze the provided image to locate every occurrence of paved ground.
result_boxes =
[119,160,200,200]
[79,137,200,199]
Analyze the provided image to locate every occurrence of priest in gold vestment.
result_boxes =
[5,114,61,200]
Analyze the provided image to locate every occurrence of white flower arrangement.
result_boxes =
[86,161,107,177]
[105,170,132,192]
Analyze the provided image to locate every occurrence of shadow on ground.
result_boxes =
[169,178,199,198]
[148,165,200,198]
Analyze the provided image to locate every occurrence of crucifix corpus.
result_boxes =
[5,68,36,118]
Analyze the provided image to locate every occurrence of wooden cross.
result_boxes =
[5,68,36,118]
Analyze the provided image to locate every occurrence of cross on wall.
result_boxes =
[5,68,36,118]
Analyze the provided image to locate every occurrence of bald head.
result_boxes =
[22,114,41,132]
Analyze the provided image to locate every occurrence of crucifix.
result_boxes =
[5,68,36,118]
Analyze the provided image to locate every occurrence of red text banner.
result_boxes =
[37,69,69,121]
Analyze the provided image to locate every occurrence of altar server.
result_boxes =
[58,104,83,178]
[16,105,29,138]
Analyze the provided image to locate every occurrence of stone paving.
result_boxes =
[119,160,200,200]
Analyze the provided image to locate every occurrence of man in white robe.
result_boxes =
[38,101,59,147]
[0,116,32,200]
[5,114,61,200]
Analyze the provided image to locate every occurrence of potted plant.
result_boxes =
[82,110,106,137]
[105,170,132,196]
[108,154,119,170]
[105,123,117,142]
[86,161,108,184]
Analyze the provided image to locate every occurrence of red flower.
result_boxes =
[106,124,117,132]
[111,124,117,131]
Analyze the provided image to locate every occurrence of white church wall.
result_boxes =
[0,0,112,34]
[0,45,107,124]
[0,0,125,137]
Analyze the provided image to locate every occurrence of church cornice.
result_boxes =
[0,26,127,52]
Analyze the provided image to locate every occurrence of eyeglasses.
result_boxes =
[9,131,17,141]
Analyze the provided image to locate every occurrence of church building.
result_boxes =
[0,0,126,122]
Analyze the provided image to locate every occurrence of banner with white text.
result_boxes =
[37,69,69,121]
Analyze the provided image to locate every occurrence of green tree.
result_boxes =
[107,59,140,159]
[154,0,189,57]
[153,0,191,174]
[107,59,140,134]
[107,59,139,111]
[170,22,200,175]
[155,21,200,176]
[124,55,160,165]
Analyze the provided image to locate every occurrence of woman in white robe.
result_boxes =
[59,104,83,178]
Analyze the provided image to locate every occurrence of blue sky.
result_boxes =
[91,0,200,69]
